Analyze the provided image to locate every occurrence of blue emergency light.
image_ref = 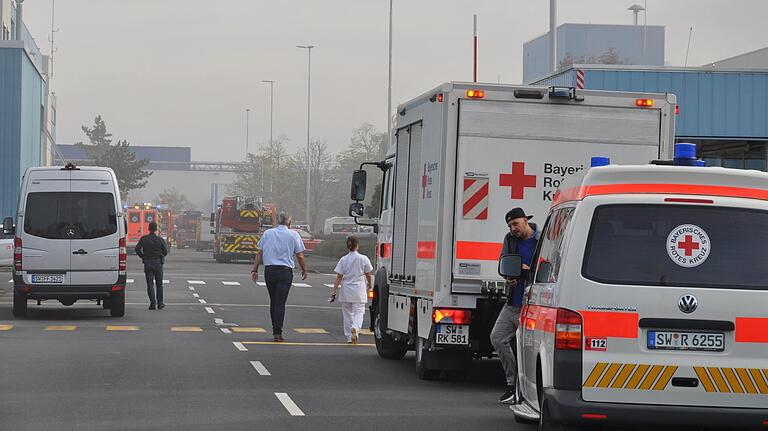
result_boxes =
[673,143,705,166]
[591,156,610,167]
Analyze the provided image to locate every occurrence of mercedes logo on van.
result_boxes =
[66,228,76,237]
[678,295,698,314]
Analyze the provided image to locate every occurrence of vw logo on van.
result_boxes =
[678,295,698,314]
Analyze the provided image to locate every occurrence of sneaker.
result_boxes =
[499,386,516,404]
[273,334,284,342]
[148,304,156,310]
[158,303,165,310]
[350,327,359,345]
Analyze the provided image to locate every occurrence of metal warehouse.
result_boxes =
[531,65,768,171]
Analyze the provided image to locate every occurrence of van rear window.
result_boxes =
[582,205,768,290]
[24,192,117,240]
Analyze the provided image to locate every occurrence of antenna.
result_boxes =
[684,27,693,69]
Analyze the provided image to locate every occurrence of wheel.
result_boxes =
[12,289,27,318]
[110,291,125,317]
[224,255,232,263]
[373,309,407,360]
[215,254,225,263]
[415,337,441,380]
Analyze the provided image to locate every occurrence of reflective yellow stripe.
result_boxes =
[652,366,678,391]
[694,367,717,393]
[750,369,768,394]
[722,368,745,393]
[626,364,650,389]
[611,364,637,389]
[708,367,731,393]
[583,362,608,388]
[736,368,758,394]
[597,363,622,388]
[639,365,664,390]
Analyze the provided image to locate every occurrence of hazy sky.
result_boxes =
[22,0,768,162]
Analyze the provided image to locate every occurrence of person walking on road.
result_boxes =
[250,212,308,342]
[490,207,539,404]
[329,236,373,344]
[135,221,169,310]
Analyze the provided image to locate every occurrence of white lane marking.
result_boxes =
[292,283,311,288]
[188,280,206,285]
[189,287,195,291]
[198,298,207,304]
[275,393,305,416]
[162,279,170,284]
[323,284,334,288]
[192,293,200,298]
[250,361,271,376]
[220,328,232,334]
[205,307,215,314]
[214,318,224,325]
[257,282,267,286]
[222,281,240,286]
[233,341,248,351]
[126,279,134,284]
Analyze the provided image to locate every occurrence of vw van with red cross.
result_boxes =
[503,143,768,430]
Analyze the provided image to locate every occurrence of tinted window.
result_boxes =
[24,192,117,240]
[582,205,768,290]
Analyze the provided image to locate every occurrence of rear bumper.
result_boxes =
[545,388,768,429]
[14,274,126,299]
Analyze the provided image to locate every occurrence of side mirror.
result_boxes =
[498,254,522,279]
[351,170,367,201]
[535,261,553,283]
[349,202,365,218]
[2,217,14,236]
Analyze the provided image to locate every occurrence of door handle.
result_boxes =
[72,249,88,255]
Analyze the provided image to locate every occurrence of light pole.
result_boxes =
[261,80,275,195]
[245,108,251,158]
[387,0,393,149]
[297,45,314,230]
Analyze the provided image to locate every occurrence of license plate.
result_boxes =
[31,274,64,284]
[435,324,469,345]
[648,331,724,352]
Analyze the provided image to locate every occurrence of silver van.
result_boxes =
[2,164,127,317]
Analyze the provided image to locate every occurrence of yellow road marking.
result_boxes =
[722,368,745,393]
[611,364,636,389]
[708,367,730,393]
[652,366,678,391]
[597,363,622,388]
[232,327,267,333]
[750,369,768,394]
[241,341,374,347]
[583,362,608,388]
[171,327,203,332]
[639,365,664,390]
[0,324,14,331]
[106,326,139,331]
[626,364,650,389]
[293,328,328,334]
[45,325,76,331]
[359,329,373,336]
[736,368,758,394]
[694,367,717,393]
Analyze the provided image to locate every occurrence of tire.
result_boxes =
[215,254,225,263]
[110,291,125,317]
[12,289,27,318]
[373,309,407,360]
[415,336,441,380]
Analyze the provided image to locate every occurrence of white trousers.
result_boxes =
[341,302,366,341]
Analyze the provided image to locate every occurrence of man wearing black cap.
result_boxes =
[491,207,539,403]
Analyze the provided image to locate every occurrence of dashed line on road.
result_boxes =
[250,361,271,376]
[205,307,215,314]
[294,328,328,334]
[222,281,240,286]
[232,327,266,333]
[256,282,267,286]
[292,283,311,288]
[45,325,76,331]
[275,393,305,416]
[126,279,134,284]
[323,284,334,288]
[198,299,207,304]
[188,287,195,291]
[220,328,232,334]
[233,341,248,351]
[171,327,203,332]
[214,318,224,325]
[106,325,139,331]
[188,280,206,285]
[192,293,200,298]
[162,280,170,284]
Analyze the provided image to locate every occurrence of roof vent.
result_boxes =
[61,163,80,171]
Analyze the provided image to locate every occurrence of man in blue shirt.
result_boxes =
[490,207,539,404]
[250,212,308,342]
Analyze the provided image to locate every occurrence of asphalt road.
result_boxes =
[0,249,533,431]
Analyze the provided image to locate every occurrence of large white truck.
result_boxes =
[349,82,677,380]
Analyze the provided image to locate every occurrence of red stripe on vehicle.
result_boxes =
[553,183,768,207]
[416,241,436,260]
[580,311,639,339]
[455,241,502,261]
[380,243,392,258]
[735,317,768,343]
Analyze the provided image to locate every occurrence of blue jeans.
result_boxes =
[264,266,293,335]
[144,260,164,305]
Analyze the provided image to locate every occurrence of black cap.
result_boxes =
[505,208,533,223]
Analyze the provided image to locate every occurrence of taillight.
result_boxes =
[119,237,127,274]
[466,89,485,99]
[14,237,22,271]
[433,308,471,325]
[555,308,582,350]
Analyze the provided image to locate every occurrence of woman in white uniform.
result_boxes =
[330,236,373,344]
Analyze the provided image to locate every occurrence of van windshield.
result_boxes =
[582,204,768,290]
[24,192,118,240]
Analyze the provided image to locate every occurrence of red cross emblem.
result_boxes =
[422,163,427,198]
[499,162,537,200]
[677,235,700,256]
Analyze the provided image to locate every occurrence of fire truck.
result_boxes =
[156,205,173,248]
[175,211,201,249]
[212,197,272,263]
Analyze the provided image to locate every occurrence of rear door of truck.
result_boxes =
[452,94,665,289]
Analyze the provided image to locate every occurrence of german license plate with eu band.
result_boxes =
[31,274,64,284]
[435,324,469,345]
[648,330,724,352]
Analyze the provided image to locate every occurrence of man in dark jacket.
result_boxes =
[491,207,539,404]
[135,221,169,310]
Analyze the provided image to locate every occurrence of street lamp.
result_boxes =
[387,0,393,149]
[261,80,275,195]
[297,45,314,231]
[245,108,251,158]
